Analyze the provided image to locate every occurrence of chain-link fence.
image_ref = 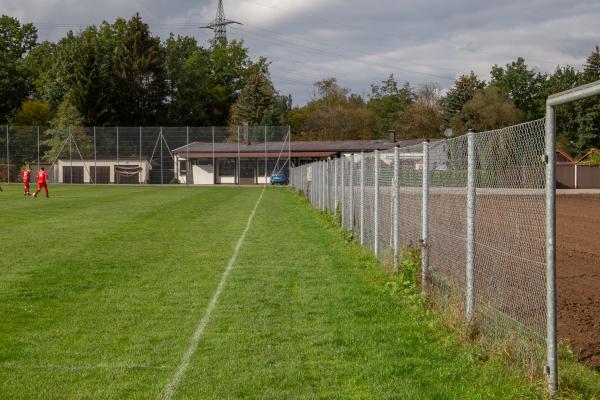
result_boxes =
[0,126,290,185]
[290,119,549,375]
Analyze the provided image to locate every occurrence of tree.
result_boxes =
[70,27,107,126]
[163,33,202,125]
[42,99,92,162]
[450,87,523,134]
[113,13,167,125]
[20,40,55,100]
[229,65,276,126]
[289,78,373,140]
[206,39,255,124]
[10,100,53,126]
[439,72,485,126]
[489,57,547,120]
[0,15,38,122]
[568,46,600,155]
[397,83,444,138]
[366,74,413,137]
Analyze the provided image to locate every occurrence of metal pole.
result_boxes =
[212,126,215,185]
[393,146,400,266]
[360,152,365,246]
[237,126,240,185]
[334,157,338,213]
[341,155,345,226]
[139,126,142,184]
[160,127,163,185]
[6,126,9,184]
[466,130,477,322]
[116,126,119,173]
[69,127,73,184]
[94,127,97,184]
[545,105,558,395]
[374,149,380,257]
[37,126,40,171]
[288,126,292,185]
[264,126,267,184]
[421,140,430,294]
[186,126,189,185]
[350,154,354,230]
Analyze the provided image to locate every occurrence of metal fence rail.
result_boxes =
[290,118,550,385]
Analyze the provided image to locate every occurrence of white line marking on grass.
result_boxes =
[162,187,266,400]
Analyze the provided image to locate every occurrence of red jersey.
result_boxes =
[21,170,31,182]
[37,170,48,184]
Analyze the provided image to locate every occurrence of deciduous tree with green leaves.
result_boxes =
[0,15,38,122]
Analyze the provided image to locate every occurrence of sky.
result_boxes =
[3,0,600,105]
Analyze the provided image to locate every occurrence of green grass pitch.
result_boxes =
[0,184,545,399]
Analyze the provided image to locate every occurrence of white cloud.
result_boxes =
[2,0,598,104]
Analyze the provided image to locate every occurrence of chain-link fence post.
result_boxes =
[325,159,329,211]
[334,157,338,213]
[350,154,354,230]
[466,129,477,322]
[321,160,327,211]
[374,149,380,257]
[341,156,345,226]
[393,146,400,266]
[421,140,430,294]
[545,104,558,395]
[317,161,321,208]
[360,151,365,245]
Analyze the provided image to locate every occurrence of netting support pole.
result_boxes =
[139,127,142,184]
[360,151,365,246]
[186,126,189,186]
[374,149,380,257]
[393,146,400,267]
[116,126,119,179]
[69,127,73,185]
[264,126,267,184]
[94,127,97,185]
[212,127,215,185]
[6,125,9,184]
[466,129,477,322]
[545,105,558,396]
[288,126,292,184]
[160,127,164,185]
[421,140,430,295]
[349,154,354,231]
[37,126,40,171]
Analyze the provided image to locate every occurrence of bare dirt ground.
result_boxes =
[557,194,600,370]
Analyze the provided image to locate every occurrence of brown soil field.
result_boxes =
[557,194,600,370]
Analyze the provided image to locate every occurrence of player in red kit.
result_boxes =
[20,165,32,196]
[33,167,49,198]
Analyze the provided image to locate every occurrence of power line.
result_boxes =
[236,0,579,67]
[229,25,456,81]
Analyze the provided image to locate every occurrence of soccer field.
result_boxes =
[0,185,542,399]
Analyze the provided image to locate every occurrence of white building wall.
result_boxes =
[56,160,151,183]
